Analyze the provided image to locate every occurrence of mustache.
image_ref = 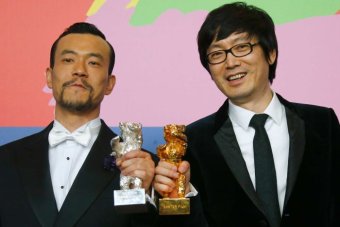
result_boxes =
[62,79,93,91]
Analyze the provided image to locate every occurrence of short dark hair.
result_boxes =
[50,22,115,75]
[197,2,278,83]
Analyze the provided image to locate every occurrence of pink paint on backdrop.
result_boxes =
[88,1,224,126]
[88,1,339,126]
[274,15,340,115]
[0,0,93,126]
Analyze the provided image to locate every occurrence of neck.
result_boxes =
[54,106,100,132]
[232,88,273,113]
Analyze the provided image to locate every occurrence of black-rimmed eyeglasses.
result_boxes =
[206,42,258,65]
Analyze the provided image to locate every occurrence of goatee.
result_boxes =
[58,78,94,112]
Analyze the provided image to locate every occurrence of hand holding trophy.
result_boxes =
[157,124,190,215]
[111,122,147,213]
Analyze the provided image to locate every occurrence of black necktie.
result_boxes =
[250,114,281,227]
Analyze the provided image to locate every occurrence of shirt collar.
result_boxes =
[52,117,101,136]
[228,92,284,130]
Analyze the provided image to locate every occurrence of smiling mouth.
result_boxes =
[227,73,246,81]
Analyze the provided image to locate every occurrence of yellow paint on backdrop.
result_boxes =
[126,0,140,9]
[87,0,106,16]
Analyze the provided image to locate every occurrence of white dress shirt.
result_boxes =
[228,93,290,214]
[48,118,101,210]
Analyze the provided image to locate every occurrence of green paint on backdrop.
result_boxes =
[130,0,340,26]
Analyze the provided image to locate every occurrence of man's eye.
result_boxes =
[89,61,100,66]
[234,44,249,51]
[210,51,224,59]
[62,58,73,63]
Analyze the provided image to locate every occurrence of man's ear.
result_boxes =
[105,74,116,95]
[46,67,53,89]
[268,49,277,65]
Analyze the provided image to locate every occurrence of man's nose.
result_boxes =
[225,52,241,69]
[72,61,88,77]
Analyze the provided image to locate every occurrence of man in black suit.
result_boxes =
[0,22,156,227]
[154,2,340,227]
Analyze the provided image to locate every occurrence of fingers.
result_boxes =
[153,160,177,196]
[116,150,151,166]
[116,150,191,196]
[154,174,176,195]
[122,150,151,159]
[155,160,179,178]
[179,161,191,194]
[118,150,150,166]
[117,150,155,189]
[119,156,154,176]
[153,160,192,198]
[178,161,190,174]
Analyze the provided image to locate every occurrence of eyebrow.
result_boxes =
[60,49,104,60]
[209,35,252,50]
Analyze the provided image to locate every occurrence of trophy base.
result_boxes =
[158,197,190,215]
[114,188,148,213]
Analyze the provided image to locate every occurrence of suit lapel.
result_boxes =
[214,96,307,217]
[54,122,119,227]
[213,101,266,216]
[283,105,305,208]
[16,122,58,227]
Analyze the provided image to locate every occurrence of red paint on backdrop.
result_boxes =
[0,0,93,126]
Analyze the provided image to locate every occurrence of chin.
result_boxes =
[59,98,93,111]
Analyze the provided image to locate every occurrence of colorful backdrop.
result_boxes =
[1,0,340,151]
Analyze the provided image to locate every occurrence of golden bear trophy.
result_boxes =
[157,124,190,215]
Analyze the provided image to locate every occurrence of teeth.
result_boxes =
[228,73,246,81]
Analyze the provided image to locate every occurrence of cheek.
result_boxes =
[211,75,226,92]
[209,65,223,78]
[91,79,110,93]
[49,75,60,89]
[255,62,270,80]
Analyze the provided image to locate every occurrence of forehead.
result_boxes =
[209,32,255,49]
[56,33,110,57]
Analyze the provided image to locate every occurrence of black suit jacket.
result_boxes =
[185,95,340,227]
[0,120,157,227]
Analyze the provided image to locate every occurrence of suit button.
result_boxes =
[284,213,290,217]
[258,220,268,227]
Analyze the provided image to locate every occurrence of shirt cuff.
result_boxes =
[148,182,198,207]
[185,183,198,197]
[147,187,156,207]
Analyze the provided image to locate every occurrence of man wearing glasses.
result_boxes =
[154,2,340,227]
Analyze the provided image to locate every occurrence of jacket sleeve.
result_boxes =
[330,109,340,226]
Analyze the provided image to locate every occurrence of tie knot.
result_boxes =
[49,126,91,147]
[249,114,269,129]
